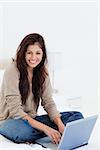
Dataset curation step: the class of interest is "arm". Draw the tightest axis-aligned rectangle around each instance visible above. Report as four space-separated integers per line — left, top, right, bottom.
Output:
41 75 65 134
3 63 27 118
23 114 61 144
53 115 65 134
41 75 60 120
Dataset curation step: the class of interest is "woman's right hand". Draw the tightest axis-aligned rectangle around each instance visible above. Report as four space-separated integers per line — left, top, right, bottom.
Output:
23 115 61 144
43 126 61 144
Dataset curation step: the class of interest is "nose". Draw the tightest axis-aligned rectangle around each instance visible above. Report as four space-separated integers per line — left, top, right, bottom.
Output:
31 53 36 59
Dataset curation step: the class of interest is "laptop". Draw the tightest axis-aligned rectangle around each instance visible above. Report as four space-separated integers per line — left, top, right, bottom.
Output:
36 115 98 150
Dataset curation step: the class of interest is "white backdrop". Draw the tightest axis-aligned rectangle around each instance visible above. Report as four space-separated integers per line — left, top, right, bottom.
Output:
0 0 99 116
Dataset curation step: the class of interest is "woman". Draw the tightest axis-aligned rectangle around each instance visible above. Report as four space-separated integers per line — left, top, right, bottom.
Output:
0 33 83 144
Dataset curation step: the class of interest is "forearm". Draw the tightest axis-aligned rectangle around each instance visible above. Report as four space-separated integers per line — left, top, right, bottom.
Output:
23 114 62 144
23 115 48 132
53 115 65 134
53 115 63 127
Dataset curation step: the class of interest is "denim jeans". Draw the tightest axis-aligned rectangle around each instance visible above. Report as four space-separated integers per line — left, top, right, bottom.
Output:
0 111 83 143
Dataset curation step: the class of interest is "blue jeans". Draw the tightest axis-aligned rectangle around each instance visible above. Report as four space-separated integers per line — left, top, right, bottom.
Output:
0 111 83 143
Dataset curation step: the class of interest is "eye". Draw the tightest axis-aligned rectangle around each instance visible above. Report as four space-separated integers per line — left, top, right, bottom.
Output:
26 51 32 54
36 52 41 54
36 50 43 55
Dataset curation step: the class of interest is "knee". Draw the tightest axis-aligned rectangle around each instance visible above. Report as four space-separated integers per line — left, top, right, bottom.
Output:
0 128 22 143
11 135 22 143
60 111 84 125
7 132 30 143
74 111 84 119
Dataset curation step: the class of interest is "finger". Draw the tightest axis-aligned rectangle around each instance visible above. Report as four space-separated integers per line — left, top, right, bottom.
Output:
52 132 61 144
52 136 58 145
50 135 56 144
57 131 62 138
50 133 57 144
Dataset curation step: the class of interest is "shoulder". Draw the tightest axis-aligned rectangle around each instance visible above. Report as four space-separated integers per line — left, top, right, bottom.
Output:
43 70 52 89
44 67 49 82
4 61 19 80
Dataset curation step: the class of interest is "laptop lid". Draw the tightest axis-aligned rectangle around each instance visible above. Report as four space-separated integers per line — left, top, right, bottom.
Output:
58 115 98 150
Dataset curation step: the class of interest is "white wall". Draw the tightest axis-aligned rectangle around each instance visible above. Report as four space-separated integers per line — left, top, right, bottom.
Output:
0 0 99 116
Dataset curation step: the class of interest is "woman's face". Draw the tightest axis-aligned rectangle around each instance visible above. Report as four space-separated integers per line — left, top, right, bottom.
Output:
25 43 43 70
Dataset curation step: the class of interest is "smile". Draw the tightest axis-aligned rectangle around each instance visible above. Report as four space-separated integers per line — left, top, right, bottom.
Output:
29 60 37 64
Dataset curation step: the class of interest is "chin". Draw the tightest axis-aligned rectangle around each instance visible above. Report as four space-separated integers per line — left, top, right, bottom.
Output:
29 64 38 69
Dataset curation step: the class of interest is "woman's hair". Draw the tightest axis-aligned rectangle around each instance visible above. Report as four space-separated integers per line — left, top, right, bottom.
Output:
16 33 48 104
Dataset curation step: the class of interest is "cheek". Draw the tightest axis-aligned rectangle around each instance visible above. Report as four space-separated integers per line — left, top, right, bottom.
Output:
25 55 28 60
38 55 43 61
25 54 31 59
25 55 30 63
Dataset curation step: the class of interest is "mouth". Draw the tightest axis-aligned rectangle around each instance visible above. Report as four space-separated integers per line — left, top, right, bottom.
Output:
29 60 37 64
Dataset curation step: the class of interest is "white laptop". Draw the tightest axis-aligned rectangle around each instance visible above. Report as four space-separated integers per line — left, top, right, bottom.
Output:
36 115 98 150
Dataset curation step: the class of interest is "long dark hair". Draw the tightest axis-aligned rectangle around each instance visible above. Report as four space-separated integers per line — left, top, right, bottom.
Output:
16 33 48 104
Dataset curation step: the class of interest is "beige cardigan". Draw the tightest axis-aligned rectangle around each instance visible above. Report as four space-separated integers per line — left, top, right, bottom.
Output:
0 62 60 121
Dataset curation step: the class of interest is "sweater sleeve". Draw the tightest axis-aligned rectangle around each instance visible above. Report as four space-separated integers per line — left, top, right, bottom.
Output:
41 75 60 121
3 63 27 119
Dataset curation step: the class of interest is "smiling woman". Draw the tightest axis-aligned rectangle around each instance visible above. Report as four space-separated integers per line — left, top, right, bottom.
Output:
0 33 83 144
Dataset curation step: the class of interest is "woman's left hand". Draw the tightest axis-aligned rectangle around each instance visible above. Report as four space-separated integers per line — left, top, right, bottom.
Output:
53 116 65 135
58 122 65 135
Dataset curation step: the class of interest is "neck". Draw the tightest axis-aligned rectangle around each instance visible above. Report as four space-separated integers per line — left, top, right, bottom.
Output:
27 68 33 83
27 67 33 74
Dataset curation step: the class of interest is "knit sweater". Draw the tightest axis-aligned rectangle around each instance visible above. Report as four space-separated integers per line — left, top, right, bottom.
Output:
0 62 60 121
